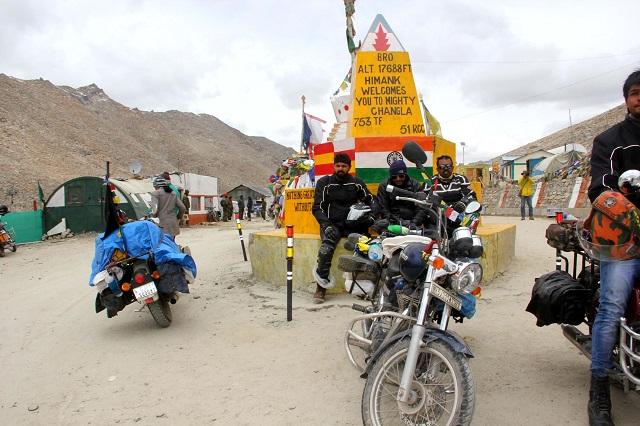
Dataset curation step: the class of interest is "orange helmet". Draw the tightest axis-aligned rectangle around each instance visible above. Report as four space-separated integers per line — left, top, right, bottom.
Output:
577 191 640 260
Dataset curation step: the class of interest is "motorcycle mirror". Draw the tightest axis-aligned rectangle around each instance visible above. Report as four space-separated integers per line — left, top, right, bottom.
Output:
465 201 482 214
618 169 640 194
402 141 427 169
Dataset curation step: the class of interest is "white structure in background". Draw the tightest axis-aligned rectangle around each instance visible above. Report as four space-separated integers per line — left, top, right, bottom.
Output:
169 173 219 224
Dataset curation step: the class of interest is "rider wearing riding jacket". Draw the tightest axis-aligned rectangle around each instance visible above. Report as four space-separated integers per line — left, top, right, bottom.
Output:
374 160 423 228
312 152 374 304
424 155 476 204
586 69 640 426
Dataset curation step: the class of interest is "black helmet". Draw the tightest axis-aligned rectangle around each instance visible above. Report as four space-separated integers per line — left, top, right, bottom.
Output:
399 243 427 282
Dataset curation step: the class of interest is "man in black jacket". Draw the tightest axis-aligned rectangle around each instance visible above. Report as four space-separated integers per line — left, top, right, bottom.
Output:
374 159 422 227
426 155 475 204
312 153 374 303
586 69 640 426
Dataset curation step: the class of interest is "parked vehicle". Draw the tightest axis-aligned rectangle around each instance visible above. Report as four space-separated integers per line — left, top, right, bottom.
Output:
527 169 640 392
341 142 482 425
0 205 17 257
89 220 196 328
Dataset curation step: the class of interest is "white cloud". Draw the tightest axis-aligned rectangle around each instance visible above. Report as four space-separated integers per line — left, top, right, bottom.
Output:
0 0 638 165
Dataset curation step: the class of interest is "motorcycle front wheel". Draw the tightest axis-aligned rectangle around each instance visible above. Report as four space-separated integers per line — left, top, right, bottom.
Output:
362 339 475 426
147 299 173 328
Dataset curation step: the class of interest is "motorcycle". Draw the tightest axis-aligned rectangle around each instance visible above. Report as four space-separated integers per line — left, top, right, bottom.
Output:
0 205 17 257
342 142 482 425
89 219 196 328
528 169 640 392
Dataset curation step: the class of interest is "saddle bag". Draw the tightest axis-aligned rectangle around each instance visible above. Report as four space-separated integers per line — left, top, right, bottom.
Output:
545 221 580 252
526 270 591 327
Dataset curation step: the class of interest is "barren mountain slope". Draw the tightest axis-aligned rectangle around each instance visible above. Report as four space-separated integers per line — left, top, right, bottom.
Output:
0 74 294 210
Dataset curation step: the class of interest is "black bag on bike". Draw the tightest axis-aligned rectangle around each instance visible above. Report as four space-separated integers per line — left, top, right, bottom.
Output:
526 270 591 327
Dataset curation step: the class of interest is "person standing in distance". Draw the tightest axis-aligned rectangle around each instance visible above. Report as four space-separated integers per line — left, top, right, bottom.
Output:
518 170 535 220
586 69 640 426
311 153 374 304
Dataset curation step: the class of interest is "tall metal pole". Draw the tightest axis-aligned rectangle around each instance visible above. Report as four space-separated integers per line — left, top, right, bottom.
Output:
460 141 466 165
299 95 306 154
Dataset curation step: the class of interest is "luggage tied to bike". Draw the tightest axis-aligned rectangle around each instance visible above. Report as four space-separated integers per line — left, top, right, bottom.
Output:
526 270 591 327
545 221 580 252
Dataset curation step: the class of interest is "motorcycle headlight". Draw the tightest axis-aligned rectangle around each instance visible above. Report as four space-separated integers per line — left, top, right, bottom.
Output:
450 262 483 293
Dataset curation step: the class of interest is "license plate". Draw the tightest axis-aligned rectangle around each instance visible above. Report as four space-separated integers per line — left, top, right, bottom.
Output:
133 282 158 302
430 282 462 311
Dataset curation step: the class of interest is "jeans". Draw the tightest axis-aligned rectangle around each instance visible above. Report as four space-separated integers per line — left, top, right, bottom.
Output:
520 196 533 218
591 258 640 377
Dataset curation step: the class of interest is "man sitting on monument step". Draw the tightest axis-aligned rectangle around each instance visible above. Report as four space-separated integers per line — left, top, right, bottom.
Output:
312 153 374 304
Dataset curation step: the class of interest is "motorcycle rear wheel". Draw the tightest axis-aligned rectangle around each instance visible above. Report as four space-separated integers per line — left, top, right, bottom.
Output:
148 299 172 328
362 339 475 426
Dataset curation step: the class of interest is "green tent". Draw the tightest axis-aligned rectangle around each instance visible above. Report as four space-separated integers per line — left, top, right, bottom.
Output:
44 176 154 234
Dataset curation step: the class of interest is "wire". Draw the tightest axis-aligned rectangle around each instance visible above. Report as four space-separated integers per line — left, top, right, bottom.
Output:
444 61 639 123
413 50 640 65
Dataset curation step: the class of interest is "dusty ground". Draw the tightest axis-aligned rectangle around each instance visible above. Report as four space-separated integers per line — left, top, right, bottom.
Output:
0 216 638 425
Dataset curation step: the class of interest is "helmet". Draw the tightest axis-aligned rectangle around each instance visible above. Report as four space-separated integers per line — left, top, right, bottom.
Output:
399 242 427 282
152 176 169 189
577 191 640 260
345 202 373 228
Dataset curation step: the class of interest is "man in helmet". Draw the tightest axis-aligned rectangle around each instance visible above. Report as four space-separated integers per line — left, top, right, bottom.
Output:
374 160 423 229
151 176 186 239
586 69 640 426
312 152 374 303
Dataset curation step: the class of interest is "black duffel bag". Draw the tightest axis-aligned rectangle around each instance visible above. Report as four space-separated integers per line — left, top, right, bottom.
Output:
526 270 591 327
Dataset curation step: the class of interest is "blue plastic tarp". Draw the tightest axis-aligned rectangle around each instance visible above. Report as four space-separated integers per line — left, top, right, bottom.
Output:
89 221 197 285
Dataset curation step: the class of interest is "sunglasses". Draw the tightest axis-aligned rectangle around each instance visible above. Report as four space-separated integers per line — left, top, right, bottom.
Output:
391 174 407 179
437 164 453 170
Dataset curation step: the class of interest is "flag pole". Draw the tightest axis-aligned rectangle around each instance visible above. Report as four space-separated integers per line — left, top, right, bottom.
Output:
300 95 306 154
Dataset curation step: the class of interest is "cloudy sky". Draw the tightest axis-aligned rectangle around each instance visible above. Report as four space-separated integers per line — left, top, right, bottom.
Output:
1 0 638 163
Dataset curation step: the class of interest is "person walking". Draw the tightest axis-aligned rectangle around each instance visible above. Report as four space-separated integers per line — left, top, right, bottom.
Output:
238 195 245 220
227 196 234 221
260 197 267 220
180 189 191 227
518 170 535 220
151 176 186 239
311 153 374 304
585 69 640 426
247 196 253 221
220 194 229 222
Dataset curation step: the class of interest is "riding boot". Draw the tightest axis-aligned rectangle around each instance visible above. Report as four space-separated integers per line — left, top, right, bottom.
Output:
588 375 614 426
313 284 326 304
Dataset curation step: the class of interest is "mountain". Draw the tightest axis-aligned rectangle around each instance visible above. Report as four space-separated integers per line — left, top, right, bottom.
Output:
0 74 295 210
490 104 627 162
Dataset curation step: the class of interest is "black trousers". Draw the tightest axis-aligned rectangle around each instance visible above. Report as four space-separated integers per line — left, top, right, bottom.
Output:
316 223 369 278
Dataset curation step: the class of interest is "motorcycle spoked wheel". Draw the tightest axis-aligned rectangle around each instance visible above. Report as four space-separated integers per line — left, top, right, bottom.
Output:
147 298 173 328
362 339 475 426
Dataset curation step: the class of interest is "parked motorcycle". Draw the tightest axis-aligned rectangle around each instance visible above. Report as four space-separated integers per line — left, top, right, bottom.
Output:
0 205 17 257
527 169 640 392
89 220 197 328
340 142 482 425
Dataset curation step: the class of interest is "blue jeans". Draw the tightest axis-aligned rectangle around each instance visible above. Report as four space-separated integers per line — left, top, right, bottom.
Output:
591 258 640 377
520 196 533 218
